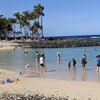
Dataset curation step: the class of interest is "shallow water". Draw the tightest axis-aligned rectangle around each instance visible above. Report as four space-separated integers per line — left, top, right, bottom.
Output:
0 46 100 82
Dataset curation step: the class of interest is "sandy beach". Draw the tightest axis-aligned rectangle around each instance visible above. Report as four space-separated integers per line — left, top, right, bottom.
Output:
0 68 100 100
0 41 18 50
0 46 15 50
1 0 100 99
0 41 100 100
0 41 16 50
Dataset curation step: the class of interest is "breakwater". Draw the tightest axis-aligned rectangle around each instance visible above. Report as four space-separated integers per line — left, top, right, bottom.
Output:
14 39 100 48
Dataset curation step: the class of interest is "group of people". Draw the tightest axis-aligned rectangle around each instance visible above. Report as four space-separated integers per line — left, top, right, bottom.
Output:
68 58 77 68
67 50 100 72
26 50 87 72
68 54 87 71
24 48 100 73
25 48 100 73
56 50 87 71
56 51 88 71
24 51 46 72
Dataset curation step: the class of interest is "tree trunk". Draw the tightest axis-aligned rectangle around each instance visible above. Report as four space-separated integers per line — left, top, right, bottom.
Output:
41 16 43 38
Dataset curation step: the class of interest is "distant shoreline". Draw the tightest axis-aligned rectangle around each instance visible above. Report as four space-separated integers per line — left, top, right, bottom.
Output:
0 38 100 49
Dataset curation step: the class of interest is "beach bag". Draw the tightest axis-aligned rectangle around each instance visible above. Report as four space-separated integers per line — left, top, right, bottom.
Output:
0 80 5 84
6 79 11 83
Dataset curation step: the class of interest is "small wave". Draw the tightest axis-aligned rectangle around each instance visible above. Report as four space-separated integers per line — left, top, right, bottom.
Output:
90 36 99 39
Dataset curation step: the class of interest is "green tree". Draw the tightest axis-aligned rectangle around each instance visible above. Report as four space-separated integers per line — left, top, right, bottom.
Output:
13 12 24 38
0 17 12 39
8 18 16 39
22 10 30 39
32 4 44 38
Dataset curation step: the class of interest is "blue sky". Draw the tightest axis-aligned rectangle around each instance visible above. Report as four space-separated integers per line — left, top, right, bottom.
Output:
0 0 100 36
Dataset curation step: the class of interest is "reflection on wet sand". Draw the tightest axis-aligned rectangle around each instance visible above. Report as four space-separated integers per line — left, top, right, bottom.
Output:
24 68 40 77
68 66 77 80
97 72 100 82
82 70 87 81
25 61 47 78
35 60 39 68
22 53 98 82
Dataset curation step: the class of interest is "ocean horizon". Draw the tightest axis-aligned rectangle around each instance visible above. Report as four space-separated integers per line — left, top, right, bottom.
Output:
44 34 100 40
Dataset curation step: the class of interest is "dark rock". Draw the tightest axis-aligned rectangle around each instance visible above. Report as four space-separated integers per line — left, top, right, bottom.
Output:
14 39 100 48
0 92 70 100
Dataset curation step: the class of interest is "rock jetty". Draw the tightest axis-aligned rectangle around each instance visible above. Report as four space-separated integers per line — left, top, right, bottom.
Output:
14 38 100 48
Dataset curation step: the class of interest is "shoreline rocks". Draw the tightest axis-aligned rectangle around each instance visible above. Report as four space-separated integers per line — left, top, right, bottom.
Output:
0 92 69 100
14 39 100 48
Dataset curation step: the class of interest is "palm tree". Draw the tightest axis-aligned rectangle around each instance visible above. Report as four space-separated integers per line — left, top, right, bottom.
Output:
30 21 41 38
22 10 30 39
13 12 24 39
13 4 44 40
29 8 38 39
39 5 44 38
33 4 44 38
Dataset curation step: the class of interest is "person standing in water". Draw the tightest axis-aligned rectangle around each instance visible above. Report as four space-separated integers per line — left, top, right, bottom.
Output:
81 55 87 71
36 51 40 62
72 58 76 67
56 52 60 63
24 48 28 53
72 58 77 70
96 55 100 72
68 60 71 69
39 54 46 72
83 48 87 59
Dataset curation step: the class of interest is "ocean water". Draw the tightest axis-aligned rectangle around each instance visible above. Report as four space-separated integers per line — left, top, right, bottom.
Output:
0 46 100 82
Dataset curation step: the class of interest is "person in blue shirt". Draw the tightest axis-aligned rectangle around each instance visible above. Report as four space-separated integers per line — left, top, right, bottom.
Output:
96 56 100 72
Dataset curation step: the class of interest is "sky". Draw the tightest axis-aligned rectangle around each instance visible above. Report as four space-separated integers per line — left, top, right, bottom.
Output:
0 0 100 36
